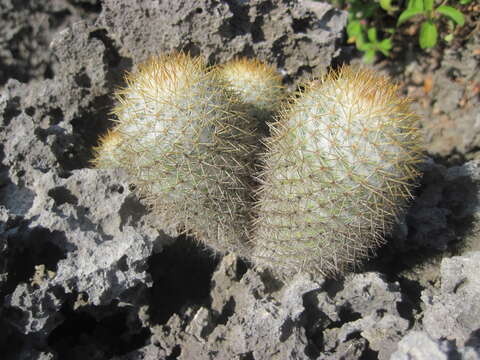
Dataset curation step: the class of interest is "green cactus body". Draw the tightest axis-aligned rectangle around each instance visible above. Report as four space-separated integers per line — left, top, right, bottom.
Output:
216 58 284 135
92 128 125 169
252 67 423 278
94 53 258 255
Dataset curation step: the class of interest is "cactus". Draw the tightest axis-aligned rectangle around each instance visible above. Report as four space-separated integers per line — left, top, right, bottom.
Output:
93 53 259 255
216 58 285 133
251 66 423 278
92 128 125 169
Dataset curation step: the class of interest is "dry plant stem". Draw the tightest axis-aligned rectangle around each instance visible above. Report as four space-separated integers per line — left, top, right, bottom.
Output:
252 66 424 279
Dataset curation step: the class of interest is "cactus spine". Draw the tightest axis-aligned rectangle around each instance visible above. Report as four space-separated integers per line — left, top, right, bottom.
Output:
94 53 260 255
216 58 285 133
92 129 124 169
252 66 423 278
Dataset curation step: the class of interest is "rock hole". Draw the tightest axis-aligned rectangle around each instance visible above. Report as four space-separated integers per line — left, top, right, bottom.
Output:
251 17 265 43
109 184 124 194
147 235 219 325
223 0 250 37
279 317 294 341
338 307 362 323
302 289 325 357
24 106 35 117
48 302 149 358
58 170 73 179
166 344 182 359
292 18 311 33
44 64 54 79
359 344 379 360
4 226 67 296
239 352 255 360
217 296 236 325
395 277 423 326
48 186 78 206
2 96 21 126
73 0 102 13
236 257 249 279
119 194 147 230
74 72 92 88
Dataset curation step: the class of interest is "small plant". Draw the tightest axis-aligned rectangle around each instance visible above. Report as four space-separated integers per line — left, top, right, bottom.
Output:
347 23 393 63
398 0 465 49
332 0 468 62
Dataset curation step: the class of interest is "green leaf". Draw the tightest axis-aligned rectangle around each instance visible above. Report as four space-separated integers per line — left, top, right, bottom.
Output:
356 36 371 52
398 8 424 25
419 20 438 48
424 0 434 11
460 0 472 5
363 49 376 63
347 20 362 38
444 33 454 42
367 28 378 43
407 0 424 11
380 0 397 12
378 38 392 56
436 5 465 26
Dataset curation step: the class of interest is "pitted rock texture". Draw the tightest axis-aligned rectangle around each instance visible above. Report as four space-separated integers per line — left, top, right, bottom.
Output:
98 0 347 83
391 331 480 360
418 31 480 157
114 258 411 360
402 159 480 253
3 168 169 336
0 0 101 87
422 252 480 347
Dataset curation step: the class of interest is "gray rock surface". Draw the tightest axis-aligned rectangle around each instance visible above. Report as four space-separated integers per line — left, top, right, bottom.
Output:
333 273 408 360
422 252 480 347
392 159 480 255
0 0 100 86
98 0 347 83
419 31 480 157
391 331 480 360
3 168 169 338
148 255 321 360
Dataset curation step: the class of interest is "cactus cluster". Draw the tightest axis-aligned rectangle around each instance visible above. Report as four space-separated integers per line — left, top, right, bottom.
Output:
94 53 423 278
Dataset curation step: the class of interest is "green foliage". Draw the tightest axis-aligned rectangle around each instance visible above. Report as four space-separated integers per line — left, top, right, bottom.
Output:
331 0 468 61
347 21 392 63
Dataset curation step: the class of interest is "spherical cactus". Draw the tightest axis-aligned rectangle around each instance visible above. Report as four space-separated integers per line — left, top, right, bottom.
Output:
216 57 284 134
94 53 259 256
92 128 125 169
252 66 423 278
